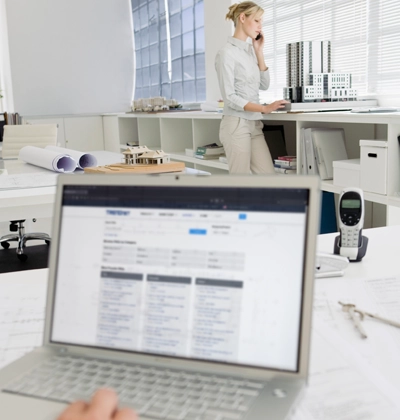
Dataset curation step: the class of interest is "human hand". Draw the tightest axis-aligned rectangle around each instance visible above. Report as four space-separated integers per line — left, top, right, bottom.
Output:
57 388 137 420
262 100 290 113
252 31 264 54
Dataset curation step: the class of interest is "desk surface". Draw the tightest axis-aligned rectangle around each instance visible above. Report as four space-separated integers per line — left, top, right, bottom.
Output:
1 227 400 419
0 153 210 222
0 159 57 222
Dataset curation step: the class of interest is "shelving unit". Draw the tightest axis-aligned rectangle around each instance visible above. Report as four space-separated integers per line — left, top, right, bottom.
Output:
104 112 226 173
103 110 400 224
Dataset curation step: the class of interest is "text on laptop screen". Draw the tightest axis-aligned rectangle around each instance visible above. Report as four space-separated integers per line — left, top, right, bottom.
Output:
51 185 309 372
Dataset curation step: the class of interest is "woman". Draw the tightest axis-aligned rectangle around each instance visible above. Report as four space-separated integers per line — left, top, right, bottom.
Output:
215 1 288 174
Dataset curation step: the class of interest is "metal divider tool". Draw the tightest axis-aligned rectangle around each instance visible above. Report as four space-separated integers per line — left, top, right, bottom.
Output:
338 301 400 339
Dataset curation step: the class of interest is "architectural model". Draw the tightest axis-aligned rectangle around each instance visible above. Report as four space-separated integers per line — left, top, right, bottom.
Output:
123 146 170 165
123 145 150 164
132 97 179 112
283 41 357 103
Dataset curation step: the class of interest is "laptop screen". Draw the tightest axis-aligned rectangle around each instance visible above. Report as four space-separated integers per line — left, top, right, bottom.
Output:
51 184 310 373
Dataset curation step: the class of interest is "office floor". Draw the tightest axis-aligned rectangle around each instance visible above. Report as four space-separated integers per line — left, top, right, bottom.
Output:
0 245 49 273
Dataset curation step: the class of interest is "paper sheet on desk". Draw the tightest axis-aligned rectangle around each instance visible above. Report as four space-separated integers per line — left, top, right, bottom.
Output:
200 101 223 112
313 274 400 393
0 277 46 369
0 172 58 189
19 146 76 173
291 318 400 420
45 145 97 169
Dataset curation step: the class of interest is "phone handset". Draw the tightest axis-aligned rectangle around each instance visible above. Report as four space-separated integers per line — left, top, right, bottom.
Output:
334 187 368 262
255 33 262 41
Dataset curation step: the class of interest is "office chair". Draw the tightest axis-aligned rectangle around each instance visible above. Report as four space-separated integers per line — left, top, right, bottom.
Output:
1 124 58 158
0 124 57 261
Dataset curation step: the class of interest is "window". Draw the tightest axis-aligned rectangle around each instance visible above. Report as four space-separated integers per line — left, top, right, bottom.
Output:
132 0 206 103
257 0 400 103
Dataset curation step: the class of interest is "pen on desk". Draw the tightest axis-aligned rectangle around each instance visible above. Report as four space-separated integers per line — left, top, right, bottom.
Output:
338 302 368 339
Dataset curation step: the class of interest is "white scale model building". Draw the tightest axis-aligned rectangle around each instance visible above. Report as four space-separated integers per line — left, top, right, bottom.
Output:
123 145 170 165
284 41 357 102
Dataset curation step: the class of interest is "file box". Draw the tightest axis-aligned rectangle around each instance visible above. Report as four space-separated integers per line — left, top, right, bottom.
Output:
333 159 360 188
360 140 388 195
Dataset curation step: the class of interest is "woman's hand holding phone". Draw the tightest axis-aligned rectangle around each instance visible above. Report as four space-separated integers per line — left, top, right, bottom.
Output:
253 31 264 54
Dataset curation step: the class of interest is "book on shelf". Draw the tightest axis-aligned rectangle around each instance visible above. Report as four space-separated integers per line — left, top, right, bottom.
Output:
277 155 297 161
196 142 224 156
274 159 297 168
194 153 224 160
2 112 22 125
274 166 297 174
218 156 228 164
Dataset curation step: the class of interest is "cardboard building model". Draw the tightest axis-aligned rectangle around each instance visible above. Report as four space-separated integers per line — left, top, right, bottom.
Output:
123 145 150 164
137 150 170 165
123 146 170 165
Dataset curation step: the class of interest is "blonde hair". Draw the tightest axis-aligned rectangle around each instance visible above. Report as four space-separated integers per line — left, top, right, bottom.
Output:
226 2 264 27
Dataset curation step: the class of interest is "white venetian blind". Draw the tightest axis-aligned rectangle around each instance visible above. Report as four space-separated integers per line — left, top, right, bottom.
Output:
257 0 400 103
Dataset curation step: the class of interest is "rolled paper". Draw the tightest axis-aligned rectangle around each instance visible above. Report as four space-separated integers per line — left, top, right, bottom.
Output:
19 146 76 173
45 145 97 169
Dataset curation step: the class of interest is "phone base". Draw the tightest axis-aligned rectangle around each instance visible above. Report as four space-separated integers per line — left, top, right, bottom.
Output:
333 235 369 262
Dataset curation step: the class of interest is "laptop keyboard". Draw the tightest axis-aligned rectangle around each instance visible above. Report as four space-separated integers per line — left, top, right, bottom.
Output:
3 355 264 420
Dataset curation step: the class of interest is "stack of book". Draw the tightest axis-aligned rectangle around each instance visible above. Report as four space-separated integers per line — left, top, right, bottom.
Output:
1 112 22 125
0 112 22 142
195 143 225 160
274 156 297 174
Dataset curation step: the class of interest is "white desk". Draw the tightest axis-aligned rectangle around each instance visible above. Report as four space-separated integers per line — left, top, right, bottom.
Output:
0 159 57 222
1 227 400 419
0 154 210 223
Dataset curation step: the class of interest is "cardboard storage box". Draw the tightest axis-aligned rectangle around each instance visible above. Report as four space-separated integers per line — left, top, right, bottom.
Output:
360 140 388 195
333 159 360 188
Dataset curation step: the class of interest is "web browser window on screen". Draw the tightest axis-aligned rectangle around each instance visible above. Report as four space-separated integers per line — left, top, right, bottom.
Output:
52 185 308 373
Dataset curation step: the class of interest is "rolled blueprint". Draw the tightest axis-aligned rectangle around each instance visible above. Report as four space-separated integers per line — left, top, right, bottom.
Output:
19 146 76 173
45 145 97 169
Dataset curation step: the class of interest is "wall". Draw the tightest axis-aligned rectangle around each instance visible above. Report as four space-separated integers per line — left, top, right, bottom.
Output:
204 0 233 102
4 0 134 116
0 0 13 112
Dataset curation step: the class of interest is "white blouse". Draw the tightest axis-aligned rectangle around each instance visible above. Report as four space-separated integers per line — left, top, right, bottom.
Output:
215 36 270 120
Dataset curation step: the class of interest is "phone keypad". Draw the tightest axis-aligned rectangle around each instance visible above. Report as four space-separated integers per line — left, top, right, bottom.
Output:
341 227 360 248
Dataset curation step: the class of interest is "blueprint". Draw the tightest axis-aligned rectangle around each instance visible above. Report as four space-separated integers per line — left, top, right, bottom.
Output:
0 273 46 369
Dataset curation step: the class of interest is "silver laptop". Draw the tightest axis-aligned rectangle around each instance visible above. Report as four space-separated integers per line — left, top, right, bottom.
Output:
0 174 320 420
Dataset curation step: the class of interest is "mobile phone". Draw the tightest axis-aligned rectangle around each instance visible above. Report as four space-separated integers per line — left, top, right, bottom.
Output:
255 33 261 41
338 187 364 258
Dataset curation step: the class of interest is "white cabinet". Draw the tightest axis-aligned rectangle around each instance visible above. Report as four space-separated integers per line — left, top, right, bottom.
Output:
23 115 104 151
103 115 139 152
64 116 104 151
104 111 400 224
104 112 228 173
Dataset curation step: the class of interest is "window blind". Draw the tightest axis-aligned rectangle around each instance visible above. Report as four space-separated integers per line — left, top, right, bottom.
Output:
257 0 400 103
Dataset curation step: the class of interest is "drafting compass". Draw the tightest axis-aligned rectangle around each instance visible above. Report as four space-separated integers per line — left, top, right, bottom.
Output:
338 301 400 339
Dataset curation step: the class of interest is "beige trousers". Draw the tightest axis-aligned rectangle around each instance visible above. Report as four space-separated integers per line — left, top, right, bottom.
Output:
219 115 274 174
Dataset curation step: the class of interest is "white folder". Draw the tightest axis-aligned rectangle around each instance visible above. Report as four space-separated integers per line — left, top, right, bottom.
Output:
299 128 308 175
303 128 319 175
311 128 348 180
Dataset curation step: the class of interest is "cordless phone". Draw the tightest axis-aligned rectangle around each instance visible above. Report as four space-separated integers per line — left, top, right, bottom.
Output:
334 187 368 262
255 33 262 41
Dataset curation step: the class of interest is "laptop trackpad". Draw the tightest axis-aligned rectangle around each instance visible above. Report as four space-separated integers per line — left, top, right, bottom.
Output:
0 392 67 420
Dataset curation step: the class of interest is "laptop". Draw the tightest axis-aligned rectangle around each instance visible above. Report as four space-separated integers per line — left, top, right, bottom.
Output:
0 173 320 420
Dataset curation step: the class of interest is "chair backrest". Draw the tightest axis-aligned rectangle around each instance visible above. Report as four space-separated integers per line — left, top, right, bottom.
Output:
1 124 58 159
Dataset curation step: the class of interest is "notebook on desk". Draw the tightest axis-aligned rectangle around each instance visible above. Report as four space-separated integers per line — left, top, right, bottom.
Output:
0 173 320 420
